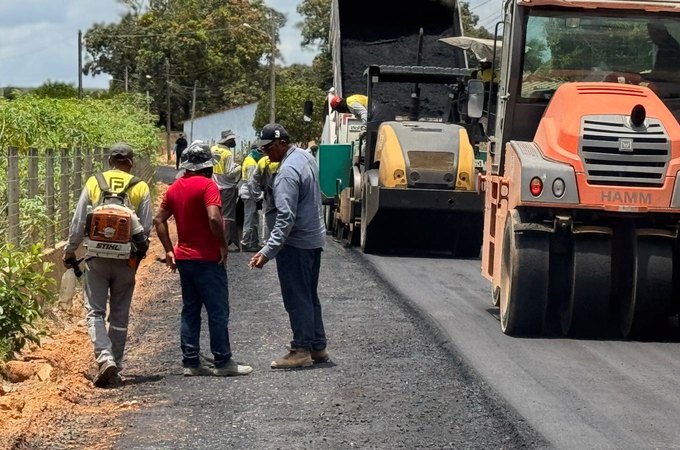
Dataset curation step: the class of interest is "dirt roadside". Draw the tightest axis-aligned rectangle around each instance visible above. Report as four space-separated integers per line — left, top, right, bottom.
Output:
0 183 172 450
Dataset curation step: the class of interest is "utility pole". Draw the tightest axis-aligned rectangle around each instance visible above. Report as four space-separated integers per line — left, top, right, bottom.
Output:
78 30 83 99
124 66 129 93
269 11 276 123
190 80 198 142
165 57 171 162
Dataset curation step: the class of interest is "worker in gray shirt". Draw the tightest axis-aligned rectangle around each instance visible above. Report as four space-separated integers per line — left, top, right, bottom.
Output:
250 123 328 369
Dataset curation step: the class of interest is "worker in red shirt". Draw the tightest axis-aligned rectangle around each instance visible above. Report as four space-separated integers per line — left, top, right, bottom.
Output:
154 141 253 377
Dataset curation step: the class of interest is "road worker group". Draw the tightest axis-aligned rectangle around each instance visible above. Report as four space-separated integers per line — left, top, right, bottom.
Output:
64 125 326 387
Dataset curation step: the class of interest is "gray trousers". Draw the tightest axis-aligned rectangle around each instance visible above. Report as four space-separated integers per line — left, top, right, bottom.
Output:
220 187 240 245
83 258 137 368
240 197 260 247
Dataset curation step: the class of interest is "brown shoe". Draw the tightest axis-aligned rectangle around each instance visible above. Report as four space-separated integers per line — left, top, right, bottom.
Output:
271 348 313 369
94 360 118 388
311 349 329 363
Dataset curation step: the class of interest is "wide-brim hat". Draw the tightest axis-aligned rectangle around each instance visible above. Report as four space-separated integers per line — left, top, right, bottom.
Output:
179 141 219 171
218 129 237 145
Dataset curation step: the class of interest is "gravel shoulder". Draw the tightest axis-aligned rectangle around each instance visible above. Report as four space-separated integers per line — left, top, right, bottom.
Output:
111 238 546 449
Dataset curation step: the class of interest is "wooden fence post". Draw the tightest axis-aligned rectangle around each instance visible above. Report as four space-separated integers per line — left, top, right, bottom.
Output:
46 149 55 248
99 147 107 170
28 148 39 199
73 147 82 202
83 147 93 180
7 147 20 247
59 148 70 241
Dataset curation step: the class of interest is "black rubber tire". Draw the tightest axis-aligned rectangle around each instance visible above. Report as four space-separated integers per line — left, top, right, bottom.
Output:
620 235 674 338
499 212 550 336
359 189 376 254
561 234 612 337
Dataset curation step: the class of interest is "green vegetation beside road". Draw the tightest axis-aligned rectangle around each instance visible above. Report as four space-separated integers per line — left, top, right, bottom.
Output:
0 94 160 360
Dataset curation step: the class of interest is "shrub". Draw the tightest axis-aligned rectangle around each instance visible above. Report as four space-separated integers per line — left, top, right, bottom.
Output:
0 243 55 360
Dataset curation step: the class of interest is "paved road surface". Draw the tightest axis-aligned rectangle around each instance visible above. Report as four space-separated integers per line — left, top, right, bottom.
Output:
366 254 680 449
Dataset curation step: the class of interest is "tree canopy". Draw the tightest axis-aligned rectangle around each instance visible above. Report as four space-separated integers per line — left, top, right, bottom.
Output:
296 0 332 90
83 0 281 129
31 81 79 99
253 82 326 145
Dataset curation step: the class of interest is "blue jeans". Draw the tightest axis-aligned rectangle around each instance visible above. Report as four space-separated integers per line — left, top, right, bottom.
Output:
176 260 231 368
275 245 327 351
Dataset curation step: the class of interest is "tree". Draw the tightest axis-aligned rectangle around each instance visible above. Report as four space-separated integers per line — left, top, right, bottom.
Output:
278 64 320 87
460 1 494 39
31 81 78 99
297 0 330 51
296 0 332 89
253 84 326 145
83 0 281 128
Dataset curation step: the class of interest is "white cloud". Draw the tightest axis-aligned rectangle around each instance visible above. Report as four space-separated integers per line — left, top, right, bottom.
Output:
0 0 315 89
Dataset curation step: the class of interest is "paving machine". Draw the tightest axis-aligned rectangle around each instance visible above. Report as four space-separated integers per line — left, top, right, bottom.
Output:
320 0 487 255
336 65 486 255
481 0 680 337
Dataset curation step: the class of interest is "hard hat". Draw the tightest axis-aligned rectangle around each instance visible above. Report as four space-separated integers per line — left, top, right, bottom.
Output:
330 95 342 110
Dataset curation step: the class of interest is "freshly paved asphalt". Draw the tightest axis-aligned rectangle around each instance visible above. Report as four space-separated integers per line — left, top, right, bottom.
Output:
366 254 680 449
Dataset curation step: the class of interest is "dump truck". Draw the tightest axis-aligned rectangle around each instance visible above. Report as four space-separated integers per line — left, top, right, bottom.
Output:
319 0 487 255
480 0 680 337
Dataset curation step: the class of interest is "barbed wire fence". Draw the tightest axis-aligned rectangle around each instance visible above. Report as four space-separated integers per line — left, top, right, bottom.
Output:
1 147 156 250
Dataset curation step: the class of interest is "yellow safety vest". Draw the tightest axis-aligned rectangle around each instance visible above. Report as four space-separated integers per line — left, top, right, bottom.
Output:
211 145 233 175
85 169 148 210
242 155 259 181
346 94 368 108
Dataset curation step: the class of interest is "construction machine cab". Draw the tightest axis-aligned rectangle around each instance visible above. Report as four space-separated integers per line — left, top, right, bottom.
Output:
361 64 484 171
488 2 680 175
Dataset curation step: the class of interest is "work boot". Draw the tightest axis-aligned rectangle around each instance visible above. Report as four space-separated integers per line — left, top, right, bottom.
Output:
94 360 118 388
271 348 313 369
212 359 253 376
311 348 330 363
183 364 213 377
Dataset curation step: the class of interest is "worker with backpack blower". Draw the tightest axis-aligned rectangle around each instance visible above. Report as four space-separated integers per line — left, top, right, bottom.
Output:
63 143 152 388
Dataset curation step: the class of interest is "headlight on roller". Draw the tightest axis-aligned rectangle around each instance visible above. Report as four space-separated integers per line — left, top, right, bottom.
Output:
393 169 405 181
552 178 565 198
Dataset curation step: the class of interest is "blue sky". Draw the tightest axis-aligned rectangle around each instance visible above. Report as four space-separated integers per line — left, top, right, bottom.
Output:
0 0 316 88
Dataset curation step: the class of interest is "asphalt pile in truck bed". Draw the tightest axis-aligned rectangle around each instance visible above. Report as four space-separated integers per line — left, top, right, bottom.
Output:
338 0 466 120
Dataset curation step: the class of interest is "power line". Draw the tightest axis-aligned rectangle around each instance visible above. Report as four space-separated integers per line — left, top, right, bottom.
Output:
471 0 498 13
478 13 503 30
